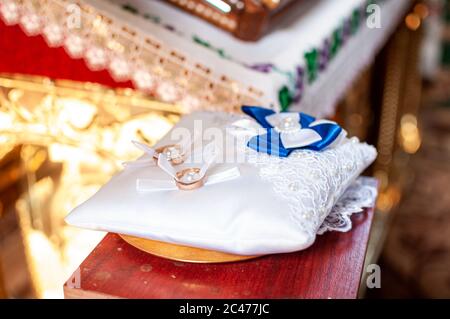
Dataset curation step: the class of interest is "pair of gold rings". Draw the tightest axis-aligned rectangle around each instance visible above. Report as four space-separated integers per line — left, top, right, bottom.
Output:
154 145 204 191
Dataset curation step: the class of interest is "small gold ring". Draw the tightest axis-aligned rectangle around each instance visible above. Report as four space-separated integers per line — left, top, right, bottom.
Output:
154 144 185 165
175 168 204 191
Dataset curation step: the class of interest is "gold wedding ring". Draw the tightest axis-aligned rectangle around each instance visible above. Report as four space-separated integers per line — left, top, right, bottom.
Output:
175 168 204 191
154 144 185 165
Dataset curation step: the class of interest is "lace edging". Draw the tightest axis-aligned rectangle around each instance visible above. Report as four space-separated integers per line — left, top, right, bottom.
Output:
317 176 378 235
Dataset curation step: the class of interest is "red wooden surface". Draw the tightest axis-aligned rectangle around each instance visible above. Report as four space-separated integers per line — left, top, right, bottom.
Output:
64 208 374 299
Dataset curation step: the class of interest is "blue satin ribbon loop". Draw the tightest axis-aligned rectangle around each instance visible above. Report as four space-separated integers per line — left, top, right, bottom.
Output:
308 122 343 151
299 113 316 128
242 106 275 129
247 129 292 158
242 106 344 158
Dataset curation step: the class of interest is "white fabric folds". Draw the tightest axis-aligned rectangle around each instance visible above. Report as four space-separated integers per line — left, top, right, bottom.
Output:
66 112 377 256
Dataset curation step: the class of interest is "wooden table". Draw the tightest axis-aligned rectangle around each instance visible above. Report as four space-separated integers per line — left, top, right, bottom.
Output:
64 207 375 299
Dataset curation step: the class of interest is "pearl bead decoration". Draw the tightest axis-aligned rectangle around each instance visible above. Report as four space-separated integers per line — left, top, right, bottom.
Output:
274 117 301 133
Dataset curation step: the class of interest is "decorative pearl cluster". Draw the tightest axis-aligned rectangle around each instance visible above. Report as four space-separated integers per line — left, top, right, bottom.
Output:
274 117 301 133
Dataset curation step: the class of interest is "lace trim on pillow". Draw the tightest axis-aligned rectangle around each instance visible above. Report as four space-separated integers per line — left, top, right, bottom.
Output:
318 176 378 235
246 138 377 238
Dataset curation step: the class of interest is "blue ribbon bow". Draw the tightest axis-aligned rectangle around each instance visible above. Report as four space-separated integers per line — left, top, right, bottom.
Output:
242 106 345 158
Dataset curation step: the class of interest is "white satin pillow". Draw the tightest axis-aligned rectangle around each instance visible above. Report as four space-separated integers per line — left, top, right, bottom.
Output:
66 111 377 255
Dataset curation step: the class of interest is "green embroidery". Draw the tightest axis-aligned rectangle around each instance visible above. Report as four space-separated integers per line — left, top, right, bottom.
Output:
351 9 361 35
143 14 160 24
122 4 138 14
304 49 318 84
217 49 226 58
118 0 372 110
193 35 211 48
193 36 231 59
331 27 343 58
279 86 293 112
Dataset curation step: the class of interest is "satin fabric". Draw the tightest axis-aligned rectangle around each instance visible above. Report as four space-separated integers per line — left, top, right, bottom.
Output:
66 111 376 256
242 106 343 157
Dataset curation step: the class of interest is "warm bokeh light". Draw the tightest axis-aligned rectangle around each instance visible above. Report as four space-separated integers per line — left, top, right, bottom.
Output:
405 13 421 31
414 3 430 19
0 75 180 298
399 114 422 154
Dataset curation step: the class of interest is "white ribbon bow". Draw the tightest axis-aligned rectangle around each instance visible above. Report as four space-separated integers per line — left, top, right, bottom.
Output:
230 113 347 149
135 142 241 192
122 140 188 168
